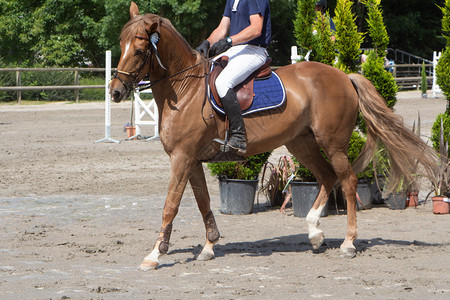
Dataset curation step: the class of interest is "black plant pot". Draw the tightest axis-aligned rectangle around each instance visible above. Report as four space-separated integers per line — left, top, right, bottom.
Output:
290 181 328 218
388 192 407 210
219 177 258 215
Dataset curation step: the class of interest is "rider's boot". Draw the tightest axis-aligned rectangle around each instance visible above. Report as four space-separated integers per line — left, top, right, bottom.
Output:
214 89 247 155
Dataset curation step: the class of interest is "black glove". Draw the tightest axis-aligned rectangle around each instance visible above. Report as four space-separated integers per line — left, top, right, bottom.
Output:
209 38 232 57
195 40 210 58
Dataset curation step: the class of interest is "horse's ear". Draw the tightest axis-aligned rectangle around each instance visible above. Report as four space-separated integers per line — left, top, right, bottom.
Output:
130 1 140 19
144 16 162 35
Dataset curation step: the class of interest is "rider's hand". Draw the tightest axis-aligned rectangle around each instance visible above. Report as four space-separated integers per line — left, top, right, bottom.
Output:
209 38 232 57
195 40 210 58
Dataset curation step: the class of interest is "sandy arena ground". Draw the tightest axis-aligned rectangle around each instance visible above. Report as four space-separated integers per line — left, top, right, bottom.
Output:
0 90 449 299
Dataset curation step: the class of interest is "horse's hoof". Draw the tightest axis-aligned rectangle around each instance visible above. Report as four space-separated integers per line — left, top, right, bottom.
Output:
139 259 159 271
310 232 324 250
196 249 215 261
340 247 356 259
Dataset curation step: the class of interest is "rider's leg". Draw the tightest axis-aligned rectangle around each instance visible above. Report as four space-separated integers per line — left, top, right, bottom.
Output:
216 89 247 153
214 45 267 153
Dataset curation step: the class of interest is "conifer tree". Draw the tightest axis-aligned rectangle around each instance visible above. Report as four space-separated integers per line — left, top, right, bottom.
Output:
436 0 450 110
361 0 397 110
293 0 335 65
421 62 428 96
314 10 336 66
293 0 317 61
362 0 389 59
334 0 364 73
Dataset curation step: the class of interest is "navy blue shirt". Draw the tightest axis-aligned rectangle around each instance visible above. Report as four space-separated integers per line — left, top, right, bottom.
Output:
223 0 271 47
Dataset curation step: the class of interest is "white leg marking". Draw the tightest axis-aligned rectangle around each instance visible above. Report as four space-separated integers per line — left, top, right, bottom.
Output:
306 205 325 249
139 247 161 271
144 248 161 264
306 206 324 238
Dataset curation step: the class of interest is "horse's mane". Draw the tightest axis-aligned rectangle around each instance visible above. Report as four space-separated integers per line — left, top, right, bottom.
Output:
120 14 193 53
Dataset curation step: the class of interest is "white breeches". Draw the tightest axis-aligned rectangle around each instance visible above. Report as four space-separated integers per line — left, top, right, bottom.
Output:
215 44 268 98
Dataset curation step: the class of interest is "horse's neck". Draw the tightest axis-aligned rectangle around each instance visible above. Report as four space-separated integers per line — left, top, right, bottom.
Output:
149 26 209 120
151 58 206 110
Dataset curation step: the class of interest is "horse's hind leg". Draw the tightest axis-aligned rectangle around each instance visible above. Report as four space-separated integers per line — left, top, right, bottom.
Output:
286 135 337 250
328 151 358 258
310 134 358 257
189 162 220 261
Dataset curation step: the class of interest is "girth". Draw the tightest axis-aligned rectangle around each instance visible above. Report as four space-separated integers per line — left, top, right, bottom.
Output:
209 56 272 111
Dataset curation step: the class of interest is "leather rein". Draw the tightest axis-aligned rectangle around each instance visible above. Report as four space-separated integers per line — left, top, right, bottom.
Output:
113 34 211 93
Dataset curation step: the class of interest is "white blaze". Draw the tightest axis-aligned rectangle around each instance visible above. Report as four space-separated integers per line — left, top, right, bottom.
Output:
122 42 131 60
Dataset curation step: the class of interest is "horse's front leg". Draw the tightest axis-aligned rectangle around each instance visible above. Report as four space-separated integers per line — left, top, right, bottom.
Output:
189 162 220 261
139 155 194 271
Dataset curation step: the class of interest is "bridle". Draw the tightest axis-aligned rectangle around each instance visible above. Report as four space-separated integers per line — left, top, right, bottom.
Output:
112 34 159 91
113 33 211 92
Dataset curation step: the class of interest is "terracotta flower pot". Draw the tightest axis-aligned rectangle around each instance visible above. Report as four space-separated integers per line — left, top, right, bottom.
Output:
432 196 450 214
406 190 419 207
125 126 136 139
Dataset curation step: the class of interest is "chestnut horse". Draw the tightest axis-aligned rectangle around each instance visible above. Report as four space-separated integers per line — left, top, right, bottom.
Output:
110 3 436 270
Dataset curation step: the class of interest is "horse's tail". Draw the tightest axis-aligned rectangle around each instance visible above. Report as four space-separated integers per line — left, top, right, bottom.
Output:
348 73 437 192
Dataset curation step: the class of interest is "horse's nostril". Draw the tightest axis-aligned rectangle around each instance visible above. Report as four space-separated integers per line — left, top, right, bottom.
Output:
113 90 121 102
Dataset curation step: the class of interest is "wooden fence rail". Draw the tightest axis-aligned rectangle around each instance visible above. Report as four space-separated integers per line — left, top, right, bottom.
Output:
0 67 116 104
0 85 104 91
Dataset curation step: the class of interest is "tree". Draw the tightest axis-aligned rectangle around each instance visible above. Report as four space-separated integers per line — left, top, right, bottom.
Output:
268 0 297 65
293 0 335 65
0 0 39 66
293 0 317 60
314 10 336 66
0 0 105 67
0 0 295 67
362 0 388 58
437 0 450 110
362 51 398 109
382 0 445 59
98 0 227 66
334 0 364 73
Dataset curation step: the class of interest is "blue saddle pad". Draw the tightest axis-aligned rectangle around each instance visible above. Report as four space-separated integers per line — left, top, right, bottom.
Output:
210 71 286 116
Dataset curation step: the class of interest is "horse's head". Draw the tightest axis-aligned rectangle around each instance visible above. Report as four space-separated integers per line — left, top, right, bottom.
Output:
110 2 164 102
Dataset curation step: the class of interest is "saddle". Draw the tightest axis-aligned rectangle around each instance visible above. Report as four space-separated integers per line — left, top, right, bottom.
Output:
210 56 272 111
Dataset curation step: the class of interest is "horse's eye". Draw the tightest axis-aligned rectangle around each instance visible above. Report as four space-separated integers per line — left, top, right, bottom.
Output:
135 49 145 56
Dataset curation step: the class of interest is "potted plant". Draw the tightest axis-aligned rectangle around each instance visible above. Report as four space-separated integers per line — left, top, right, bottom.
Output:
260 155 295 208
405 114 423 207
378 147 409 210
387 179 409 210
207 152 271 215
428 116 450 214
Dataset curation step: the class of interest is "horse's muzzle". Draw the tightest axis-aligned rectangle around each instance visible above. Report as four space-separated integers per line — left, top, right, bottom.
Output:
110 80 130 103
112 89 123 103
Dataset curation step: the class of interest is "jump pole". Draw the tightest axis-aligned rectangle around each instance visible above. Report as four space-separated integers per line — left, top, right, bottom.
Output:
95 50 120 144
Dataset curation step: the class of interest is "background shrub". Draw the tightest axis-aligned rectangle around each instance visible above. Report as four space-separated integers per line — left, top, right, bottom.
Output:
436 46 450 105
362 50 398 109
79 76 105 101
431 113 450 157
